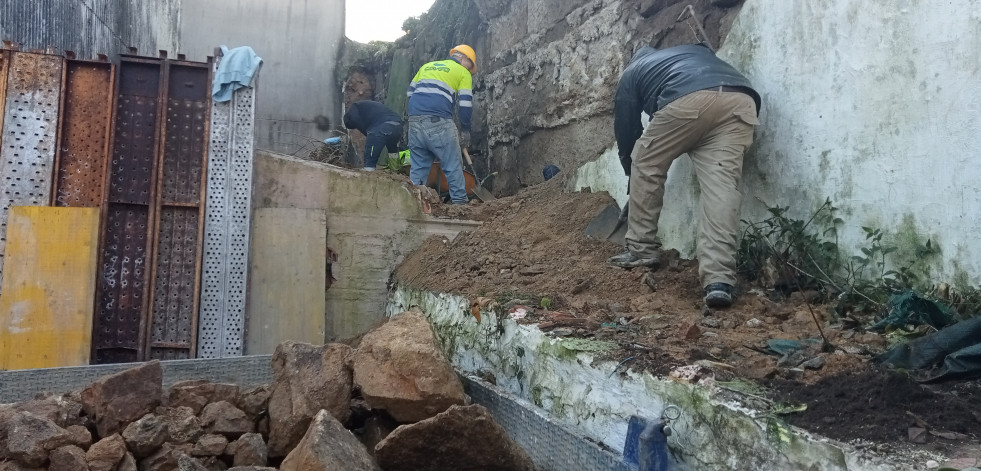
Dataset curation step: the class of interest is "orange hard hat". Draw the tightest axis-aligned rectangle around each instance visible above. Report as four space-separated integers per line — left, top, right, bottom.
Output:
449 44 477 73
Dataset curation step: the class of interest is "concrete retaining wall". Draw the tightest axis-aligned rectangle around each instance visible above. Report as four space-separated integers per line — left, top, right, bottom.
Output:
388 285 910 471
251 151 480 341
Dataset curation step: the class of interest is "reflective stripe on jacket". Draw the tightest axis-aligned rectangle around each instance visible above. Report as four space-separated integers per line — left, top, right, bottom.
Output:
406 58 473 130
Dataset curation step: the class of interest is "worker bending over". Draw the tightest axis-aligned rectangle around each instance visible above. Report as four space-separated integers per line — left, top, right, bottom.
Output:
609 43 762 308
343 100 404 171
406 44 477 205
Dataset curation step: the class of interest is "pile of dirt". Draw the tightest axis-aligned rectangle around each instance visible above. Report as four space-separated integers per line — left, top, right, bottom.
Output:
395 178 981 456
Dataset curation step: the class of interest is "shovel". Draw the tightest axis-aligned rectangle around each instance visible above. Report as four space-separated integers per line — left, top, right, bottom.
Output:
584 200 628 245
463 148 496 201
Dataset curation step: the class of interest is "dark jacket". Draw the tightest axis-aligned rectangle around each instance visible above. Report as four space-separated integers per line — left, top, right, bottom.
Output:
613 44 762 164
343 100 402 134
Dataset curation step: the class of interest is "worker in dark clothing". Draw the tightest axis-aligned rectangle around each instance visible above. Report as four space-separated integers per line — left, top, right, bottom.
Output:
608 44 762 309
342 100 404 171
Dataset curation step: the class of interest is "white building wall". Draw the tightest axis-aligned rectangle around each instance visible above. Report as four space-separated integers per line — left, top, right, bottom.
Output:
575 0 981 284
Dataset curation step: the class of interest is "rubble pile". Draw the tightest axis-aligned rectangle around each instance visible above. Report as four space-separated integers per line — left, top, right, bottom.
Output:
0 310 535 471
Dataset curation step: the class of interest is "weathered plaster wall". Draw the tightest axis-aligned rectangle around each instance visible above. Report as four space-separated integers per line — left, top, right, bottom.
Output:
388 286 907 471
179 0 345 155
573 0 981 284
0 0 180 59
251 151 480 340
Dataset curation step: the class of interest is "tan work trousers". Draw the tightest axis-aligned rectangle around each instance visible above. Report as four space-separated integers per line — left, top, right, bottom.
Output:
626 89 758 287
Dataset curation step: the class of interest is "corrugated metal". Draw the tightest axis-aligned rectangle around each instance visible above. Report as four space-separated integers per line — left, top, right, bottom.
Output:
147 60 210 361
0 51 63 288
53 59 114 207
0 0 180 60
94 57 163 364
198 53 256 358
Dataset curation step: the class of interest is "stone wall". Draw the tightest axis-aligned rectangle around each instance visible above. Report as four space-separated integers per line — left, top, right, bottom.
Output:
393 0 743 195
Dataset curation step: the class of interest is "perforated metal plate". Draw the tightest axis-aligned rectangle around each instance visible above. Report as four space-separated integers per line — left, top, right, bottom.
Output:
0 51 63 287
198 54 255 358
148 61 210 360
94 58 162 364
53 60 114 207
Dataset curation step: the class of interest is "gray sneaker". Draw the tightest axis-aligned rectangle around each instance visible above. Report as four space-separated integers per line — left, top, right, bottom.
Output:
608 251 659 269
703 282 734 308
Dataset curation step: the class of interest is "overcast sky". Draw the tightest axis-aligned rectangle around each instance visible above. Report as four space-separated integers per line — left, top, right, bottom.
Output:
346 0 437 43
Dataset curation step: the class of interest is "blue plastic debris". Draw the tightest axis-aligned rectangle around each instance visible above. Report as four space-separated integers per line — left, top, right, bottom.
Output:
623 415 671 471
323 137 342 145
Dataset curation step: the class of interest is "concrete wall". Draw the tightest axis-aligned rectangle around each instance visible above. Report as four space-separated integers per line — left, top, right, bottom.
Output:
0 0 180 59
573 0 981 285
251 151 480 340
179 0 346 155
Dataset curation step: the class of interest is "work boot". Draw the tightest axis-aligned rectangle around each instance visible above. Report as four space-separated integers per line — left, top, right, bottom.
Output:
608 251 659 269
703 282 734 308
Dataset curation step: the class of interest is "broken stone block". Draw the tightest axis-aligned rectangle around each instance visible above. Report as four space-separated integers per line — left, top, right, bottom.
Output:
267 342 353 457
801 356 826 370
65 425 92 449
5 411 74 467
375 404 535 471
237 385 271 420
169 381 241 414
80 361 163 437
48 445 88 471
199 401 253 437
122 413 169 458
279 410 379 471
85 434 127 471
228 433 267 467
177 453 210 471
191 433 228 457
352 311 466 423
118 452 137 471
679 322 701 340
164 406 205 444
10 396 85 429
140 443 194 471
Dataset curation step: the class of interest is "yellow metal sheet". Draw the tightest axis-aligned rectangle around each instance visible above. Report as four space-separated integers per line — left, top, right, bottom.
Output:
246 208 327 354
0 207 100 369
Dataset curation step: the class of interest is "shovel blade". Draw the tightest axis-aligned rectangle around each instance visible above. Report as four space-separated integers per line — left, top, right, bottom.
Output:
585 203 621 240
473 185 496 201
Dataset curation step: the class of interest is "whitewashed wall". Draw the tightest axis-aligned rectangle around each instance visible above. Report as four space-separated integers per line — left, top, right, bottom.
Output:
575 0 981 284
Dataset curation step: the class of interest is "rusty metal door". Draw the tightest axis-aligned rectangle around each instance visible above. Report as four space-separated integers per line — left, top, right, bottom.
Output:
146 59 211 360
0 51 63 288
93 56 164 364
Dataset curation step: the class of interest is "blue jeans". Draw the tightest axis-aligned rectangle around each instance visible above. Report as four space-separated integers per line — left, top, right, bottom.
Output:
364 121 402 168
408 116 467 204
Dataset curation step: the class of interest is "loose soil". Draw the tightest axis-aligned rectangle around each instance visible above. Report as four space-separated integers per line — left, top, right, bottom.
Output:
395 176 981 462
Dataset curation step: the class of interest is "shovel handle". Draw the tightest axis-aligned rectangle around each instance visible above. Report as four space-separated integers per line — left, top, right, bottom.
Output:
462 147 474 166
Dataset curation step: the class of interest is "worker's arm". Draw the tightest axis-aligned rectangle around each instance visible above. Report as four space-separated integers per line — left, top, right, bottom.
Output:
456 71 474 131
613 95 642 177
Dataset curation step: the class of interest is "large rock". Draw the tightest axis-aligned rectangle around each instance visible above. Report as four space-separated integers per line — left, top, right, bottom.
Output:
190 433 228 457
279 410 379 471
176 454 210 471
85 434 127 471
5 411 73 467
140 443 194 471
48 445 89 471
80 361 163 437
122 413 169 457
9 396 85 429
118 452 137 471
237 385 271 420
228 467 277 471
228 433 267 467
199 401 253 437
65 425 93 449
267 342 353 457
169 381 241 414
352 310 466 422
374 404 535 471
163 406 204 444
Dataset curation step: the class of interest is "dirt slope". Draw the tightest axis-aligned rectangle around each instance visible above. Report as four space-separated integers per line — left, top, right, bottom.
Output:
395 177 981 460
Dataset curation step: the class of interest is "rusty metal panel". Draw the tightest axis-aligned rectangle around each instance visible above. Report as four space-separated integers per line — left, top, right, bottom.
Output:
0 51 63 287
198 54 256 358
148 207 199 360
53 59 114 207
94 204 150 364
94 58 163 364
147 61 210 360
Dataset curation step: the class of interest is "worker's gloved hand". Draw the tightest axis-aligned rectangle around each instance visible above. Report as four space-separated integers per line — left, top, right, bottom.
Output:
460 130 471 148
619 154 632 176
